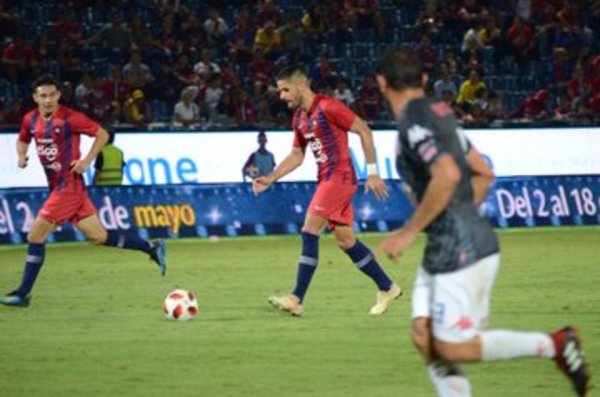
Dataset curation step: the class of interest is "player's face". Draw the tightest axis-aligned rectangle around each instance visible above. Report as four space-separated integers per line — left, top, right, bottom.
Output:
276 80 301 109
33 85 61 117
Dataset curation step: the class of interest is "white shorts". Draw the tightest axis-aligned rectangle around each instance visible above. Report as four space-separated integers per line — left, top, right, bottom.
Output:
412 253 500 343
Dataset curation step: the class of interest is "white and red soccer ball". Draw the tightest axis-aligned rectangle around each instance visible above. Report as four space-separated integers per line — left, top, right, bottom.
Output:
163 289 198 321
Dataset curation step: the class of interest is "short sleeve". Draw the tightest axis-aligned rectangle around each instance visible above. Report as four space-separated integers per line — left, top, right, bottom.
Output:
70 110 101 136
405 123 447 167
324 99 356 131
18 113 32 143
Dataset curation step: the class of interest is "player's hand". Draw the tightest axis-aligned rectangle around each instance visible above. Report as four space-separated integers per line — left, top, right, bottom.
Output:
378 227 417 263
17 155 29 168
70 159 90 174
364 175 389 200
252 176 272 196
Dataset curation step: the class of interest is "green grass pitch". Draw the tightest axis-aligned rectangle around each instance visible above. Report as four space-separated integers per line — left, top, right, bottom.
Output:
0 228 598 397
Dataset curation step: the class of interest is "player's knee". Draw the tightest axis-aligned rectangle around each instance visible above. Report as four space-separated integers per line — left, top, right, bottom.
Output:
27 232 45 244
433 340 465 363
335 235 355 250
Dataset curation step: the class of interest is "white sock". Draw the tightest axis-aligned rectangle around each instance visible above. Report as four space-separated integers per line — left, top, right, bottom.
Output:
480 330 555 361
428 361 472 397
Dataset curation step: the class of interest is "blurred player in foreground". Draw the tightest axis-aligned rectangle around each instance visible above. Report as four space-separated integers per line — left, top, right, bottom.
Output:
377 48 589 397
0 75 166 308
253 65 402 316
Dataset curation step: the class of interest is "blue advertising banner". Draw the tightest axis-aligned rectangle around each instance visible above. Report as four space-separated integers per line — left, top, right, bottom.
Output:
0 175 598 245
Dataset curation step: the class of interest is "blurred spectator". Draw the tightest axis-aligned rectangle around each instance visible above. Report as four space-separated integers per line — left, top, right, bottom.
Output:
102 65 131 107
242 131 275 181
0 3 19 43
173 86 201 127
415 35 438 71
174 53 199 87
57 39 82 84
2 36 36 83
94 130 125 186
258 0 282 28
417 0 444 40
146 63 178 104
254 21 282 61
355 74 381 122
278 16 303 63
122 50 154 90
344 0 385 40
227 7 255 64
2 98 25 125
511 89 551 120
53 9 83 46
309 54 338 91
129 15 153 53
333 80 355 106
124 89 153 129
180 12 207 59
486 90 507 121
59 81 77 108
149 14 178 61
75 73 93 104
194 48 221 80
457 69 486 105
81 75 116 127
234 89 256 126
506 16 535 69
201 75 225 121
549 46 571 90
247 48 274 86
433 62 457 100
327 1 353 43
301 3 327 41
87 11 131 52
203 7 228 46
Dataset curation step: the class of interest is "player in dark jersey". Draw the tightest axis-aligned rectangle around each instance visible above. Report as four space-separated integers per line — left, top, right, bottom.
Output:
252 65 402 316
376 49 589 396
0 75 166 308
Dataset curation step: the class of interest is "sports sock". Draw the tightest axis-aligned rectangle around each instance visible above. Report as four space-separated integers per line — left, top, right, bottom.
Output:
345 240 393 291
428 361 472 397
292 232 319 302
104 231 153 255
480 330 555 361
16 243 46 297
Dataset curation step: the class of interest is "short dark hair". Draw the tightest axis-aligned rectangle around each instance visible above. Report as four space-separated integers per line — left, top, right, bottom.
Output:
33 74 60 92
275 65 307 82
378 48 423 91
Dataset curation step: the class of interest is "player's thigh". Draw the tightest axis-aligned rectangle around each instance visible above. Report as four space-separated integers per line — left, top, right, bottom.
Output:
430 256 499 344
27 216 56 243
75 214 108 244
301 212 329 235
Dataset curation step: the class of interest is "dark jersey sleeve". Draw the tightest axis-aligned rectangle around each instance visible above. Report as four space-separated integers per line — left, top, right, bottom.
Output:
403 112 448 168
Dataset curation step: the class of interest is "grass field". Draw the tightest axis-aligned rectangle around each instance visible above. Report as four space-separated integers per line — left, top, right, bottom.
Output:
0 228 598 397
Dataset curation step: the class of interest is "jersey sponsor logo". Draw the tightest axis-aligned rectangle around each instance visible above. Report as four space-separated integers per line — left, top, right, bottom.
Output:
407 125 434 149
308 138 328 163
37 144 59 161
44 162 62 171
53 127 62 134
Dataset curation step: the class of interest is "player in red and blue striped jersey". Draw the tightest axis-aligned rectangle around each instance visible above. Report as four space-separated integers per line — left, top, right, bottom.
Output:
0 75 166 308
253 66 402 316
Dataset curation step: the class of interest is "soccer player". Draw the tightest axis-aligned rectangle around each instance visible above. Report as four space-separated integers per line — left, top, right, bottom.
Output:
0 74 167 308
252 65 402 316
376 49 589 396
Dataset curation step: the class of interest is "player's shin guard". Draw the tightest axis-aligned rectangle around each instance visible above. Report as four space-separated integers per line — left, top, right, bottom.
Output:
345 240 393 291
292 232 320 302
104 231 153 255
16 243 46 297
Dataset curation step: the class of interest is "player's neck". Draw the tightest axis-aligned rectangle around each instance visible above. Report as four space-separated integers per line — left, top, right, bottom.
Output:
390 88 425 118
300 90 316 112
40 107 58 120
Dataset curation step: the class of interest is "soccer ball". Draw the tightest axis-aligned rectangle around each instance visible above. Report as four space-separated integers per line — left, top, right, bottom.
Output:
163 289 199 321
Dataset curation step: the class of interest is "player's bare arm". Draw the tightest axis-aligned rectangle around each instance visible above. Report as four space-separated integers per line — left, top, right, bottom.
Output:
16 140 29 168
70 127 109 174
379 154 460 261
349 117 389 200
252 147 304 196
466 146 495 205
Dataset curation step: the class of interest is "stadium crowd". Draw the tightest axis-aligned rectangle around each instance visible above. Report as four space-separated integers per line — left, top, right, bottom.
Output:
0 0 599 130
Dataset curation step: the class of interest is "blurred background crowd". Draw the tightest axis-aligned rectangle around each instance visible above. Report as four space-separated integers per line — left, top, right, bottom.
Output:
0 0 598 130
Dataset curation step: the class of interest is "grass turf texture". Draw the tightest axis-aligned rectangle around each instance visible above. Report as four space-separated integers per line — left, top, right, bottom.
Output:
0 228 597 397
